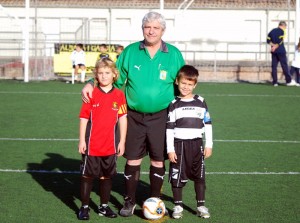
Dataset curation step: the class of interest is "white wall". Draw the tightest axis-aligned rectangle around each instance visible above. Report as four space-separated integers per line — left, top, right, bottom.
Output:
0 6 297 60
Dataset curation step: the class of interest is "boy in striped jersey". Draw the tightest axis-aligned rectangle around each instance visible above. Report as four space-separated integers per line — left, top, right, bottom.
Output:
166 65 213 219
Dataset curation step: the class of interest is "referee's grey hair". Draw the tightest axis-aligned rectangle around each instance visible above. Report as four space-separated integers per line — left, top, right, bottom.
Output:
142 11 166 30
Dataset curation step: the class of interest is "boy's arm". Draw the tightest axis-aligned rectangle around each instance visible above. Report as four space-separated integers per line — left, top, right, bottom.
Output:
204 123 213 159
166 104 177 163
78 118 88 154
203 105 213 159
167 128 177 163
117 115 127 157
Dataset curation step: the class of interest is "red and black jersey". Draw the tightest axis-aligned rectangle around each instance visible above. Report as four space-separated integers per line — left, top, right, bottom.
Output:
79 87 127 156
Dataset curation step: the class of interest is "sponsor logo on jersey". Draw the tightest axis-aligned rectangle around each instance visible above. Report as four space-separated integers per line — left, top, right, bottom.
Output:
182 107 195 110
134 65 141 70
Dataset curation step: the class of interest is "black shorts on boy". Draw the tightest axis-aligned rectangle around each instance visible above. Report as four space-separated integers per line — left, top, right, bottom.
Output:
81 155 117 178
169 138 205 187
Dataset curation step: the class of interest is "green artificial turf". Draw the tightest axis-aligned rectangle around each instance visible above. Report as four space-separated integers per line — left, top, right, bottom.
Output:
0 80 299 223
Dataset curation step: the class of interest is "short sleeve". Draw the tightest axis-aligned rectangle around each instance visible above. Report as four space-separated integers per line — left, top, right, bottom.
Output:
118 92 127 118
79 102 91 119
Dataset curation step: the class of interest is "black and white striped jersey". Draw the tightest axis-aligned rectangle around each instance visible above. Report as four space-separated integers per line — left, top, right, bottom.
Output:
166 94 213 153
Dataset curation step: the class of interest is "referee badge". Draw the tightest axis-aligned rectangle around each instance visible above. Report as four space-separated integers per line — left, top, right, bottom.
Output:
159 70 167 80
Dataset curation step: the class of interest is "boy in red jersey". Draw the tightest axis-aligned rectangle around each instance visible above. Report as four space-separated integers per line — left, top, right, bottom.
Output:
78 58 127 220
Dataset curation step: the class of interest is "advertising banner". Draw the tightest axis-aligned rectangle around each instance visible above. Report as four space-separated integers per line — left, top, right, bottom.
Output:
53 43 120 76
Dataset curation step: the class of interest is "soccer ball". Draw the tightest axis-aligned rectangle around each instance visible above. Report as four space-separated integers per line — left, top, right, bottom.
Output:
143 197 166 220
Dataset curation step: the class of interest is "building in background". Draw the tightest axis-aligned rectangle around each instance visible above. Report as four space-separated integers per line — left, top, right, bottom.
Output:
0 0 298 82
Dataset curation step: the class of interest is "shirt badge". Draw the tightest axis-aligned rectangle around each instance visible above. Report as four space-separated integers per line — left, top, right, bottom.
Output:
160 70 167 80
112 102 119 110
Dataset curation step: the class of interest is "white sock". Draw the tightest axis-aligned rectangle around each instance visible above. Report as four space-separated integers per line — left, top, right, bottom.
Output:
81 71 86 83
71 69 75 84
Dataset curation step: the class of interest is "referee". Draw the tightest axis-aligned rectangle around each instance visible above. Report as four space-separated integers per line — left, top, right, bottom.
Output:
81 11 185 217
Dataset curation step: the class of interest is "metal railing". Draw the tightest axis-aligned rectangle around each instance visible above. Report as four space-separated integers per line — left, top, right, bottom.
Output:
0 38 297 79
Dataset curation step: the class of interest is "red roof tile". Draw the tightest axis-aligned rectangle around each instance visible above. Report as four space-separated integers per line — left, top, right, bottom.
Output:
0 0 296 9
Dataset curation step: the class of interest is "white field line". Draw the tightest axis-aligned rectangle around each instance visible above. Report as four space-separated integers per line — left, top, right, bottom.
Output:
204 94 300 98
0 138 78 141
0 169 299 175
0 137 300 144
0 91 79 94
215 139 300 144
0 91 299 98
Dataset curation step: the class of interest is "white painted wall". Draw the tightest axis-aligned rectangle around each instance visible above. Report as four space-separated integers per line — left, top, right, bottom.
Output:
0 6 297 60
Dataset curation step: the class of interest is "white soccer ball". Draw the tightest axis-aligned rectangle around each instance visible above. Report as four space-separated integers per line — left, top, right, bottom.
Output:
143 197 166 220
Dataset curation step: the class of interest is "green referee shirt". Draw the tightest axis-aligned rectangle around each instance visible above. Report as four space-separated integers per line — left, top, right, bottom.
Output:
115 40 185 113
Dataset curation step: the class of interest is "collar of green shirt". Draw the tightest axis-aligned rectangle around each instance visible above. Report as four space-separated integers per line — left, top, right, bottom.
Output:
139 40 169 53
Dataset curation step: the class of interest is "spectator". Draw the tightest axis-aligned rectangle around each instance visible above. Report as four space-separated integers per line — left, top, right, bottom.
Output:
70 43 86 83
290 37 300 86
98 44 110 60
116 45 124 59
267 21 296 86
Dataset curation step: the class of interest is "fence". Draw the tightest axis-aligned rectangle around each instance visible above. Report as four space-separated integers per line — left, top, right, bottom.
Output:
0 1 298 82
0 35 296 81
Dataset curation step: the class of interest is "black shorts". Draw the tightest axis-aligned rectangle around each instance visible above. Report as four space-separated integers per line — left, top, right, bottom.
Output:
124 108 168 161
169 138 205 188
80 154 117 178
73 64 85 69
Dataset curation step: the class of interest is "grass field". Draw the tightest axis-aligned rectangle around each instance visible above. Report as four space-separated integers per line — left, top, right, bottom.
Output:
0 80 299 223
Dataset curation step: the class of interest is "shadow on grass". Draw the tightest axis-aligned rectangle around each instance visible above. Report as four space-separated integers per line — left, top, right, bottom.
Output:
27 153 195 219
27 153 82 215
27 153 195 218
27 153 124 217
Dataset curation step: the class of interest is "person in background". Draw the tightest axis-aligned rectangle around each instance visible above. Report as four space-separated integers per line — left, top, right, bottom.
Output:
116 45 124 59
70 43 86 83
81 11 185 217
267 21 296 86
77 58 127 220
98 44 110 60
290 37 300 86
166 65 213 219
